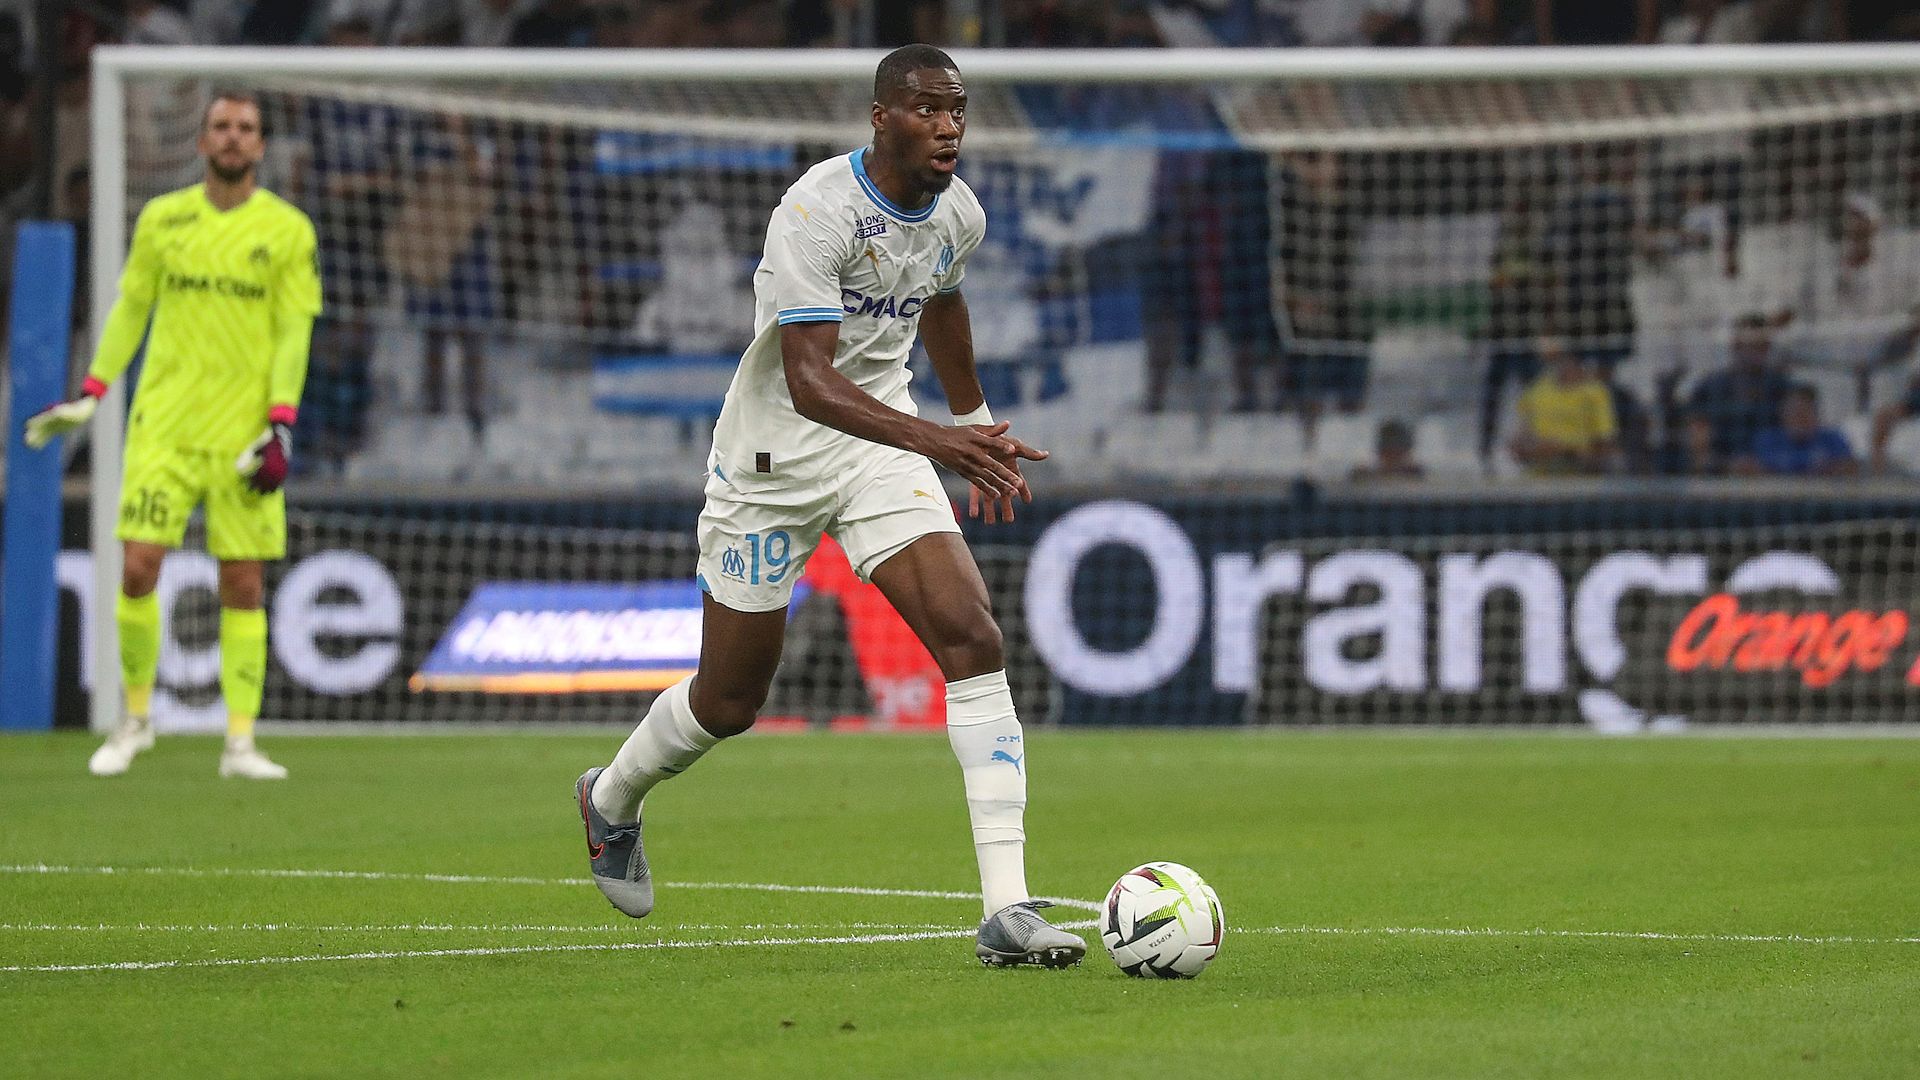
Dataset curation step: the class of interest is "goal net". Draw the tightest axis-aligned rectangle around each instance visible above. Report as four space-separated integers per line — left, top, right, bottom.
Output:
84 46 1920 730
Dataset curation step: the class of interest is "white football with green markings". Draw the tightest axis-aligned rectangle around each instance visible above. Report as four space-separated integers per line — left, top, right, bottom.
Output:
1101 861 1224 978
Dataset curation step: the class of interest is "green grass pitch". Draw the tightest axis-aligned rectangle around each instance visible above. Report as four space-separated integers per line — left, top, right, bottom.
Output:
3 730 1917 1079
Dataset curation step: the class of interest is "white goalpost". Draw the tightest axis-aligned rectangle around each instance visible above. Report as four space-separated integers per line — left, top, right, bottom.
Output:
84 43 1920 731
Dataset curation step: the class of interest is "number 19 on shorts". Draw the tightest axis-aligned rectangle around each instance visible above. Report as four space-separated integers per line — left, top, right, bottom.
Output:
724 529 793 585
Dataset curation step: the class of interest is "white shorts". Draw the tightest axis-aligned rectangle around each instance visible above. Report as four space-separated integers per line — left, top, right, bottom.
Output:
697 446 961 613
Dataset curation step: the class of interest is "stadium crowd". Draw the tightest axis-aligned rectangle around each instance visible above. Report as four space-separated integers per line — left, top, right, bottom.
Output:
4 0 1920 484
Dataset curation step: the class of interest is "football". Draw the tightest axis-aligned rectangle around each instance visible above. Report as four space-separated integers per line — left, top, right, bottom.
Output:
1101 861 1225 978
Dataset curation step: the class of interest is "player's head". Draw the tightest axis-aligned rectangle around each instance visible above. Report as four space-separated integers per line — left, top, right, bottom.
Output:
199 92 264 185
870 44 965 195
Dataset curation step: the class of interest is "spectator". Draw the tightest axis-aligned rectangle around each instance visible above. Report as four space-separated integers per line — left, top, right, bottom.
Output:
62 164 89 330
1510 334 1617 474
1831 1 1920 40
1351 418 1426 482
1640 172 1739 376
1687 312 1798 460
1543 140 1639 376
1141 86 1277 414
1787 192 1920 408
126 0 196 45
388 109 498 437
1213 149 1280 412
296 17 399 472
1479 174 1548 459
1656 0 1760 44
385 0 536 45
0 12 29 199
510 0 597 46
1243 0 1430 46
1277 149 1364 434
240 0 325 43
1656 409 1728 476
1741 383 1857 476
1536 0 1656 44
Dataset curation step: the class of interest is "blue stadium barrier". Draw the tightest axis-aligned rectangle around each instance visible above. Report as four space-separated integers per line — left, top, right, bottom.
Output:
1 221 77 731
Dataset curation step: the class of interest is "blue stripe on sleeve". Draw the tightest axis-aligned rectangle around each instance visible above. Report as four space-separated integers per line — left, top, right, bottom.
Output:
777 307 845 324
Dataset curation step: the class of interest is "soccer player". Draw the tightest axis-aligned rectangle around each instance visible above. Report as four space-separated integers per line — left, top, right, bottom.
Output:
24 92 321 779
576 45 1085 968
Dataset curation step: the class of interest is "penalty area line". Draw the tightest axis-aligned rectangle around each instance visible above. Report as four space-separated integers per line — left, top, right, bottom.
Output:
0 921 959 934
0 928 982 974
0 863 1100 914
1246 926 1920 946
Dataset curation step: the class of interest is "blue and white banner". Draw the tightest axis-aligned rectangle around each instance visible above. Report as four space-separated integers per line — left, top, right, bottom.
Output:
413 581 712 694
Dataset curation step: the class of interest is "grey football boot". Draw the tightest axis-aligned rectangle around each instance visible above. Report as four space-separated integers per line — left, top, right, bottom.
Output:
575 767 653 918
975 900 1087 968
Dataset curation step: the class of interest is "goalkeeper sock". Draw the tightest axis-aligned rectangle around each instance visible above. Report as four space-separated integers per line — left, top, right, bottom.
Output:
220 607 268 746
118 590 160 722
946 670 1030 917
593 677 719 824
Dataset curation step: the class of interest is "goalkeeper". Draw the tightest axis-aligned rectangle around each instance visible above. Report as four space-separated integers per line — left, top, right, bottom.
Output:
25 92 321 779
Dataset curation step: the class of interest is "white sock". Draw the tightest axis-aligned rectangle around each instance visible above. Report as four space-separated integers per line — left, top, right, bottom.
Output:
946 670 1030 917
592 677 719 824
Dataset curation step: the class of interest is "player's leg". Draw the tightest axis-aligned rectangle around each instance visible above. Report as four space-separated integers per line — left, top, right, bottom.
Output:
88 539 168 776
589 596 787 825
578 478 824 917
91 449 195 775
206 457 287 779
837 454 1084 967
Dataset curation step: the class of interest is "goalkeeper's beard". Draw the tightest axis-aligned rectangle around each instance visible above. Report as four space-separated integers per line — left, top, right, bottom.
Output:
207 159 255 185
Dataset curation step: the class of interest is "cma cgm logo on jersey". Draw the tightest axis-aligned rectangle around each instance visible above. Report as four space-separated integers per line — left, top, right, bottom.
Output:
839 288 928 319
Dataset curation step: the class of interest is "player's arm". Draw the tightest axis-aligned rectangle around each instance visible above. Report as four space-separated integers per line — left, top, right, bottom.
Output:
23 205 163 448
781 320 1028 500
919 288 1049 523
239 216 323 493
767 192 1030 498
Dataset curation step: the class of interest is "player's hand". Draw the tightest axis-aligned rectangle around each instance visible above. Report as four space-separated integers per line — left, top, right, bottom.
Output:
966 424 1049 524
924 420 1029 503
237 422 293 494
23 393 99 450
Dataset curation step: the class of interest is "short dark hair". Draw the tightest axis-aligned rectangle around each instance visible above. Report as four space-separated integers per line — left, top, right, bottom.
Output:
203 90 263 132
874 44 959 104
1377 418 1414 453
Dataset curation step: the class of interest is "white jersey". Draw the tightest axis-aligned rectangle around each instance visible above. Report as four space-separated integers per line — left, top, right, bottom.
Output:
711 149 986 485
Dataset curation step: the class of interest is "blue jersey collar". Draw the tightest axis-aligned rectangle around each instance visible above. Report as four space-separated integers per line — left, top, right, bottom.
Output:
849 148 938 224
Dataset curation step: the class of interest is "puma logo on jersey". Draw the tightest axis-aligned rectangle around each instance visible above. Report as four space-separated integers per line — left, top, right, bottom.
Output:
792 202 811 220
864 247 881 274
913 489 937 501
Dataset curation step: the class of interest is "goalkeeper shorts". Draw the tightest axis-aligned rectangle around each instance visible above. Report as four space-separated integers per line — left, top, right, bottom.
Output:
117 443 287 560
696 445 960 614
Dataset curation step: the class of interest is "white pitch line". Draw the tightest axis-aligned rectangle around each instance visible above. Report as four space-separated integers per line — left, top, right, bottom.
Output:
0 928 984 974
0 863 1101 914
0 921 957 934
1244 926 1920 946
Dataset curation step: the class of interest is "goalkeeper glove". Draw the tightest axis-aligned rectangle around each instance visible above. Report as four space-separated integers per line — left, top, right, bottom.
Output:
23 381 105 450
237 421 293 494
